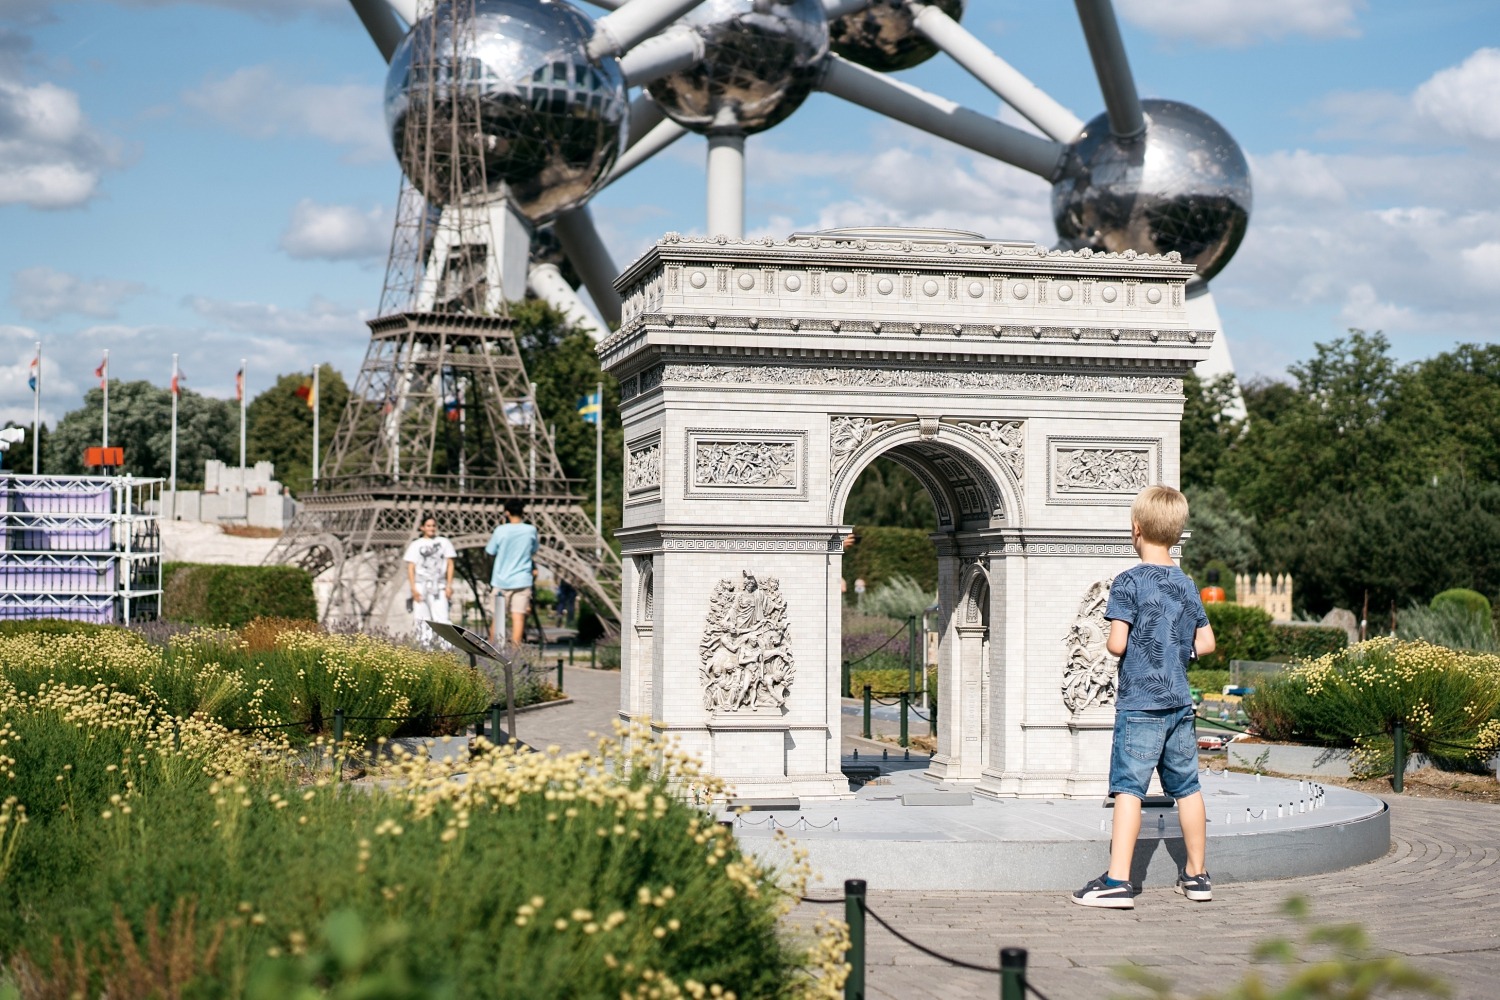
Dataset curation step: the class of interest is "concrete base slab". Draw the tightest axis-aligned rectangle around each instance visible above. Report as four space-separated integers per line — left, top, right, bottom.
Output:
734 759 1389 891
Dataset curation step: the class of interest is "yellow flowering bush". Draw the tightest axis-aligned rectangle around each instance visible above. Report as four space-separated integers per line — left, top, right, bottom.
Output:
0 671 847 1000
1245 638 1500 777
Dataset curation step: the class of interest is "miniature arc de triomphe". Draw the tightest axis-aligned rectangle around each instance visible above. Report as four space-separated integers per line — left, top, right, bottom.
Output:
599 228 1210 801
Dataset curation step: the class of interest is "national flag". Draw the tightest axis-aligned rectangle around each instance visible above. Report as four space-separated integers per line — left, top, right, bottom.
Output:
503 400 534 426
443 394 461 421
170 369 182 396
577 391 601 425
234 367 245 402
27 357 37 393
294 380 314 408
94 356 107 389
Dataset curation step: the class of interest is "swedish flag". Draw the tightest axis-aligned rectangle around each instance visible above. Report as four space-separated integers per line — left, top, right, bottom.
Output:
577 390 601 425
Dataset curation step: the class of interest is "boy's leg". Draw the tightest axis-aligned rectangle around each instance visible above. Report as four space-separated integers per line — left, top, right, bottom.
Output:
1177 791 1207 877
1108 793 1143 881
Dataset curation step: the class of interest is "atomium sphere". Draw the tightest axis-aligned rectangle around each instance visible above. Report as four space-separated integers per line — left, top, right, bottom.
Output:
647 0 829 135
384 0 628 223
1051 99 1251 284
828 0 965 73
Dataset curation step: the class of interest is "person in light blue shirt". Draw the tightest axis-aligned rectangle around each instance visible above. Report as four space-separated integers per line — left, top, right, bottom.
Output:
486 498 539 647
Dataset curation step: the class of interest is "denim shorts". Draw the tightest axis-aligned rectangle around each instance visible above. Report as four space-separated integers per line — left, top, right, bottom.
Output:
1108 705 1201 800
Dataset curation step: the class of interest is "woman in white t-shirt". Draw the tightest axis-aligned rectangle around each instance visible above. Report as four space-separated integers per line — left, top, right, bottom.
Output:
403 515 456 648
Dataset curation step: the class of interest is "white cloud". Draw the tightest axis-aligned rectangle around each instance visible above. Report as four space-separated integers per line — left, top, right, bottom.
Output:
182 66 387 161
0 75 117 208
1413 47 1500 144
279 198 392 261
1118 0 1363 47
186 294 369 339
11 266 143 320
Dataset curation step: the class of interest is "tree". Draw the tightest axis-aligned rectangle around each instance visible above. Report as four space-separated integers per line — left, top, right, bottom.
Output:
1179 371 1241 489
1181 486 1258 582
843 458 936 530
46 381 236 481
247 365 350 496
510 299 625 545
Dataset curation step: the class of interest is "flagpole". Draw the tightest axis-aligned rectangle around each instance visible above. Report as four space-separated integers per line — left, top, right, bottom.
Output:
238 358 247 480
169 354 179 494
31 341 40 474
101 349 109 453
528 381 537 496
311 364 320 488
594 380 603 559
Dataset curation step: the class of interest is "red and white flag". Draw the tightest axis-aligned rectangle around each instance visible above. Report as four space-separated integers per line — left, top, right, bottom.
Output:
234 366 244 402
94 355 107 389
170 369 182 396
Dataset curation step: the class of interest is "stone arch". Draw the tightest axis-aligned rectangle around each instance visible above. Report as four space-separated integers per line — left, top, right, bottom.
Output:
636 556 655 625
945 560 993 781
828 421 1023 529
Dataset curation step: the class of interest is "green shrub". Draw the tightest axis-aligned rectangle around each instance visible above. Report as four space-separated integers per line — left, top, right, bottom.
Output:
0 619 124 638
850 666 932 697
1187 669 1232 695
1243 638 1500 775
843 526 936 595
1197 603 1275 670
860 574 934 621
164 562 317 627
1431 587 1492 619
596 635 621 669
1269 623 1348 660
1398 601 1498 653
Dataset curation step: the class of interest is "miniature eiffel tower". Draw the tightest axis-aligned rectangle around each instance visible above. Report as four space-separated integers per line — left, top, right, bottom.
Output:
267 0 620 629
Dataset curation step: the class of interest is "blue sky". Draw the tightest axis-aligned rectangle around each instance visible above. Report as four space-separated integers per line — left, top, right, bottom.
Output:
1 0 1498 425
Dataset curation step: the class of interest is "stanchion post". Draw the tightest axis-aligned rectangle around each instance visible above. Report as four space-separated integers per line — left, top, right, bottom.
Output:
332 707 345 782
862 685 872 740
490 703 503 747
1393 720 1405 794
841 659 850 699
899 691 909 748
999 947 1027 1000
475 709 485 742
556 656 565 692
929 692 937 736
844 879 866 1000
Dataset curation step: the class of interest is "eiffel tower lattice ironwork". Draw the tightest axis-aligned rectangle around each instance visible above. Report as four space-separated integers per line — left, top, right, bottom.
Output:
266 0 621 629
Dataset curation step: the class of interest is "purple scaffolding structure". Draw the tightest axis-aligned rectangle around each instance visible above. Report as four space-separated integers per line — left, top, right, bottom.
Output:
0 475 163 624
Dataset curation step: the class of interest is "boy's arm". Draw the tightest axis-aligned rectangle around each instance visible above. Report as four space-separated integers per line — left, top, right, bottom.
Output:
1194 624 1216 657
1106 619 1130 657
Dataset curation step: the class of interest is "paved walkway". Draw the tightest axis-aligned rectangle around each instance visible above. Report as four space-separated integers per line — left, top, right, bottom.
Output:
519 668 1500 998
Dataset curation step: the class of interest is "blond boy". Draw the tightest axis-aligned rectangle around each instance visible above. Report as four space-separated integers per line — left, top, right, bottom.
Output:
1071 485 1217 909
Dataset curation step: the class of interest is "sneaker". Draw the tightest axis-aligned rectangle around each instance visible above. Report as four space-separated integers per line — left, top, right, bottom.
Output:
1175 871 1212 902
1071 874 1135 909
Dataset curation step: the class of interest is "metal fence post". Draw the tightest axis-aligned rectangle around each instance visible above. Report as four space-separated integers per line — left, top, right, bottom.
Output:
1393 720 1405 793
332 707 345 782
844 879 866 1000
490 703 503 747
899 691 909 748
929 688 937 736
999 947 1027 1000
862 685 872 740
841 659 851 699
556 656 565 692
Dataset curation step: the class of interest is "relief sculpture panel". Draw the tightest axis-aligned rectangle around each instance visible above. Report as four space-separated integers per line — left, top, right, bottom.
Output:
699 571 796 713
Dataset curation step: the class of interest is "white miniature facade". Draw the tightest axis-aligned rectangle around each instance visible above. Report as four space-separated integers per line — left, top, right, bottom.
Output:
600 229 1210 800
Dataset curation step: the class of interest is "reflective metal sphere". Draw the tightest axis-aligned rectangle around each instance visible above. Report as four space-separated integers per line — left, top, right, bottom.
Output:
1051 99 1251 284
828 0 965 73
647 0 829 135
384 0 628 223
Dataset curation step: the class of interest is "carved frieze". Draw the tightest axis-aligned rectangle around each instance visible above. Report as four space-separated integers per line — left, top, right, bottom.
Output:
1048 437 1161 505
830 417 895 476
626 441 662 496
1063 580 1117 714
700 571 796 713
686 429 806 500
662 364 1182 395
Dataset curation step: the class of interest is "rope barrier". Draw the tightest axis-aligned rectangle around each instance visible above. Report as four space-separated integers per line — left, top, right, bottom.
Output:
844 622 910 669
863 903 1005 975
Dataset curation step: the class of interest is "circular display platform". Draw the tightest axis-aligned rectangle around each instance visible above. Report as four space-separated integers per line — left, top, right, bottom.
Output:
733 760 1389 892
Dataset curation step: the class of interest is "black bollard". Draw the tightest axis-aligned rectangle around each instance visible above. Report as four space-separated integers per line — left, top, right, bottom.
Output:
844 880 866 1000
862 685 872 740
999 947 1028 1000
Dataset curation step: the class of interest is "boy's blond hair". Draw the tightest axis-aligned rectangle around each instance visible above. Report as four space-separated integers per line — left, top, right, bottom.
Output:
1130 485 1189 546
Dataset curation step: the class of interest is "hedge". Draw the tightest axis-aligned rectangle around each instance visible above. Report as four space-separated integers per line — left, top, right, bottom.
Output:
843 526 937 595
1431 588 1491 619
1196 603 1346 669
163 562 317 627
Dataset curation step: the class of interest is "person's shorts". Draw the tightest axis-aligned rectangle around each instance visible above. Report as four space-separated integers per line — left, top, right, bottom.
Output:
1108 705 1201 800
495 587 532 618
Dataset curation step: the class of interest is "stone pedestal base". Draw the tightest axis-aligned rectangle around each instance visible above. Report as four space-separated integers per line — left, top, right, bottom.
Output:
1065 709 1114 797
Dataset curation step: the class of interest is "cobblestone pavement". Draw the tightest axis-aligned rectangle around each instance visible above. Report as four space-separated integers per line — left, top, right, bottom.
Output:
790 794 1500 999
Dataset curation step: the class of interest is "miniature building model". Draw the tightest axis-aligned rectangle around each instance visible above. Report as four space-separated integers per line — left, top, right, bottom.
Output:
601 228 1211 800
1236 573 1293 621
